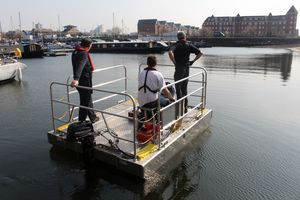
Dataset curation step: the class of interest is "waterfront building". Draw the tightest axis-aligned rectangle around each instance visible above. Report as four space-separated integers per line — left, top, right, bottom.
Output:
138 19 160 36
137 19 200 37
33 28 54 38
202 6 298 37
166 22 176 33
158 21 168 34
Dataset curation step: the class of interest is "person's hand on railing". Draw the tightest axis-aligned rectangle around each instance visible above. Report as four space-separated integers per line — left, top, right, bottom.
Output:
71 80 78 88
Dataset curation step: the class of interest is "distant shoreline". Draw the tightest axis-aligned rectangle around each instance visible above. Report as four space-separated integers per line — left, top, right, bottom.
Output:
288 47 300 52
251 44 300 53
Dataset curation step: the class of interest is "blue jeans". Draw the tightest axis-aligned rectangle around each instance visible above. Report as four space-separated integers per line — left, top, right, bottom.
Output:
160 95 171 107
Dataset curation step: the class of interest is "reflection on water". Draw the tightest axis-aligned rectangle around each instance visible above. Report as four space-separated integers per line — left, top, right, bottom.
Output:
203 50 293 81
49 127 212 200
278 54 292 81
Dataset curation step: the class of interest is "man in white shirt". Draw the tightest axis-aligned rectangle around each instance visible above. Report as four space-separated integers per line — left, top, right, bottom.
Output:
138 55 174 109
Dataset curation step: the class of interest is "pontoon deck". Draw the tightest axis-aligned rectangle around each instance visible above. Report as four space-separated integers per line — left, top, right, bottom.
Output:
48 64 212 179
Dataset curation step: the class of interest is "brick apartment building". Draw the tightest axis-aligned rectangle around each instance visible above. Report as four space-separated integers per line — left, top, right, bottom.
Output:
202 6 298 37
137 19 200 36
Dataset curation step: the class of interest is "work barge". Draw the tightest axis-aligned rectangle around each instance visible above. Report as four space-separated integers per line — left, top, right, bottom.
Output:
48 64 212 179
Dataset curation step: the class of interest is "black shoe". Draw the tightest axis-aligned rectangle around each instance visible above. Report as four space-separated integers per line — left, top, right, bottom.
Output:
91 116 99 123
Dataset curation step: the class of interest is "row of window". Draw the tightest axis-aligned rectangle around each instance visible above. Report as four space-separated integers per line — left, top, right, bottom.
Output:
209 30 294 36
205 20 296 26
207 16 289 22
207 24 294 29
209 25 294 30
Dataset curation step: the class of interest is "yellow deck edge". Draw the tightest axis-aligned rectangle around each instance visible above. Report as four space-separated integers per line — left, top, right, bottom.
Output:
56 123 69 132
137 143 158 161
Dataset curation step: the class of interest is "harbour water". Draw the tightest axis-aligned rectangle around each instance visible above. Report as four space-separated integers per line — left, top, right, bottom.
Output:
0 47 299 200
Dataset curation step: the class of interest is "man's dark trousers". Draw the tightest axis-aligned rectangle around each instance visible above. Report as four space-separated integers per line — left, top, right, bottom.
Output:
174 66 189 116
77 87 97 122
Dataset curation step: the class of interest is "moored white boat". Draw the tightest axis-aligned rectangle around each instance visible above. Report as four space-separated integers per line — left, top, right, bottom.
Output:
0 57 27 82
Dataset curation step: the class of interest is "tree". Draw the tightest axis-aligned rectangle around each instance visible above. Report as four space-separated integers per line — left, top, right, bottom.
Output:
5 31 21 40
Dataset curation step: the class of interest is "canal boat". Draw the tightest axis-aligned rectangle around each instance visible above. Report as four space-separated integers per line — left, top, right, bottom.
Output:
47 64 212 179
0 56 27 82
90 40 168 54
0 43 44 58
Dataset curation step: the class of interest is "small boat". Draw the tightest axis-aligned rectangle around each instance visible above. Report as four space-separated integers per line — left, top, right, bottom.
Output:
44 50 68 57
48 64 212 179
90 40 168 53
0 56 27 82
0 43 44 58
43 42 73 57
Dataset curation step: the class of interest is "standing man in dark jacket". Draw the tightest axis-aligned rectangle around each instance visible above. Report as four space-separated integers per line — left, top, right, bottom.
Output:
168 31 202 131
71 38 99 123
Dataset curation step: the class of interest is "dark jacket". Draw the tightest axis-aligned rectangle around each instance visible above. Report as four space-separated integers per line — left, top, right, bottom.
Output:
71 50 93 87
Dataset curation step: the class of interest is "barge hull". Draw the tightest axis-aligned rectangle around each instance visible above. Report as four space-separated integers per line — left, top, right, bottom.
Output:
47 109 212 179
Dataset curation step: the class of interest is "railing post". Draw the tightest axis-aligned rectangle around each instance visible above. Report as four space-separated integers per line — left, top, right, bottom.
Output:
133 105 137 161
50 83 56 133
157 96 161 149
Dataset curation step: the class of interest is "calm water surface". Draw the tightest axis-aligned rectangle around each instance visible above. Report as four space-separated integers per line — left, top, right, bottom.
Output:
0 47 299 200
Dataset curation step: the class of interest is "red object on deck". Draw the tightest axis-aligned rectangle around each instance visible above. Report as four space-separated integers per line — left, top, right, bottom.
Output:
137 123 159 143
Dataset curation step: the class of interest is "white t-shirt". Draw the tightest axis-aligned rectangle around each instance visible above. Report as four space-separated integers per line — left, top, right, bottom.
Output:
138 68 166 107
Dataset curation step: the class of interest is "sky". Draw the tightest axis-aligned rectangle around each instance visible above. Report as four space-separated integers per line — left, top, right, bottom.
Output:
0 0 299 33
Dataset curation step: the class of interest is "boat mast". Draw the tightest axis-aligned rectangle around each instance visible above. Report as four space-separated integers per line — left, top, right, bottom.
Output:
113 12 115 39
0 21 2 42
10 16 15 31
58 15 61 39
18 12 22 42
18 12 21 32
113 12 115 30
122 19 124 35
0 21 2 35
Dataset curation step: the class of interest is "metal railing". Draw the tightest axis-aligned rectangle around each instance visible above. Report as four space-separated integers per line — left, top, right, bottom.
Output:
63 65 128 120
50 64 128 123
50 64 141 159
50 65 140 156
50 82 138 158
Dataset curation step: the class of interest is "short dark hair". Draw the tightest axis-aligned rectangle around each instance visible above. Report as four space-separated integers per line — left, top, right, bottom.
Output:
81 37 93 47
147 55 157 67
177 31 186 40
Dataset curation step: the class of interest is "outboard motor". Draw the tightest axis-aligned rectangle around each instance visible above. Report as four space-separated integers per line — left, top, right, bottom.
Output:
67 121 96 164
